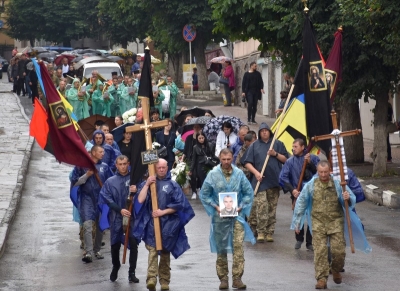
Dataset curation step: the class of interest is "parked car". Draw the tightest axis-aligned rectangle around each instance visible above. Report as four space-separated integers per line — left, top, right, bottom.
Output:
0 56 9 72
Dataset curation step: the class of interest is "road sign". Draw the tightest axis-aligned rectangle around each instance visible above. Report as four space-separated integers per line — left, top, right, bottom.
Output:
182 24 196 42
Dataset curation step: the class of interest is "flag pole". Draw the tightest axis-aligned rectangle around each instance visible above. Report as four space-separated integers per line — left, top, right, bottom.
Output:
254 84 295 194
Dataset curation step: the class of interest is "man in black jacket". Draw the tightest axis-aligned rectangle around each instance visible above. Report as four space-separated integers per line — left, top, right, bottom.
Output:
241 62 265 125
17 54 27 96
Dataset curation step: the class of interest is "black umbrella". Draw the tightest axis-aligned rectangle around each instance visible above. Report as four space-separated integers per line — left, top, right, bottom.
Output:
175 107 215 126
111 122 135 143
181 116 212 135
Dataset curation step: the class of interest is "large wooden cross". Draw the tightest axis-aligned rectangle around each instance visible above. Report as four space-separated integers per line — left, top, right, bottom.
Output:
126 97 169 250
312 110 362 253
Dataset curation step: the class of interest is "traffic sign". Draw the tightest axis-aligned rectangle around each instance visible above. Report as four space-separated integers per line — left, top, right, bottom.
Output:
182 24 196 42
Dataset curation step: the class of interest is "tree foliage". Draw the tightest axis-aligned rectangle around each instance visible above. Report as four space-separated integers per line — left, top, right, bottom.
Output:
5 0 44 45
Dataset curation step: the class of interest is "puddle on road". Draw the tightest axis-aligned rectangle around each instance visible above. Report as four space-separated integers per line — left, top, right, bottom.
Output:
371 235 400 257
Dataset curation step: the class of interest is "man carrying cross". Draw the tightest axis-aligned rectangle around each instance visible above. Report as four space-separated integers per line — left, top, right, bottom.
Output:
134 159 194 291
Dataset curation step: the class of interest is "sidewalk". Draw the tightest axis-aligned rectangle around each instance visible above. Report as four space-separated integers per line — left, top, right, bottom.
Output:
0 80 34 257
178 97 400 209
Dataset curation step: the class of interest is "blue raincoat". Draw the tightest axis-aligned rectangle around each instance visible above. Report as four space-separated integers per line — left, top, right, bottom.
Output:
91 130 121 172
99 172 135 245
347 168 365 203
200 165 256 254
70 161 113 222
291 175 371 253
279 152 320 192
133 172 195 259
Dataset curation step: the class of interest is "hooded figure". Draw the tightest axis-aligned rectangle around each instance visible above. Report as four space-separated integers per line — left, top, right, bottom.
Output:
66 78 90 120
91 130 121 172
241 122 289 243
241 122 289 191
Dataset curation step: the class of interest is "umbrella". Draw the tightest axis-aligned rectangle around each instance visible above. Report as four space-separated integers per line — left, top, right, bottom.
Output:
54 54 75 66
72 56 83 63
111 122 135 143
107 55 123 62
137 53 161 64
210 56 233 64
203 115 245 142
175 107 215 126
78 115 117 140
111 48 135 58
21 46 48 54
38 52 57 59
181 116 212 141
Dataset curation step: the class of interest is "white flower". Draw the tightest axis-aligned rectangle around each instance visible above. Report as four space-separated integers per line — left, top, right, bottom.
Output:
123 118 129 124
128 116 136 122
122 112 129 120
152 142 161 149
129 108 137 115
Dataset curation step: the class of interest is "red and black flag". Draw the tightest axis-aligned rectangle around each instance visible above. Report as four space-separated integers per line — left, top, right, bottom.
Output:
295 14 332 154
30 62 95 170
325 28 343 103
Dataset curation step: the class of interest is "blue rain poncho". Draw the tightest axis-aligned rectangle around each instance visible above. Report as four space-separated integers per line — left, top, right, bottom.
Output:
99 172 135 245
133 172 195 259
200 165 256 254
279 152 320 193
70 161 113 222
291 175 372 254
91 130 121 172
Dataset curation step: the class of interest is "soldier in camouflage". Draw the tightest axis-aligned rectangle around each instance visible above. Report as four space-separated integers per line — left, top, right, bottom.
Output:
292 161 350 289
200 149 255 290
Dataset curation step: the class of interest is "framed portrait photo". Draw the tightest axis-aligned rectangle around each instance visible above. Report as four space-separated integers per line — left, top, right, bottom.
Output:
219 192 238 217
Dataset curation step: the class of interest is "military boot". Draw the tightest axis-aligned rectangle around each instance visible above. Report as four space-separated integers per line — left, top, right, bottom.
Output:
146 278 157 291
219 280 229 290
332 271 342 284
232 278 247 289
315 279 327 289
256 234 265 243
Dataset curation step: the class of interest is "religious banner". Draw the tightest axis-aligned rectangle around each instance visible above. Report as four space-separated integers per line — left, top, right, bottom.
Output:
32 62 95 170
325 28 343 102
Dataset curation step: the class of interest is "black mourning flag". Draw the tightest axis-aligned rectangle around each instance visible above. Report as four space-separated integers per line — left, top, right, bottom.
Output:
295 14 332 154
138 48 155 109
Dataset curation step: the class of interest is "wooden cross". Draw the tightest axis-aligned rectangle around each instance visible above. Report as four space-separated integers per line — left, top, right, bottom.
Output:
312 110 362 253
126 97 169 250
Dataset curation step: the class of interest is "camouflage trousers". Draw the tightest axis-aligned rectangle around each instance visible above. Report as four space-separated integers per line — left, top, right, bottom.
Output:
313 231 346 281
145 244 171 286
216 221 245 281
248 187 280 236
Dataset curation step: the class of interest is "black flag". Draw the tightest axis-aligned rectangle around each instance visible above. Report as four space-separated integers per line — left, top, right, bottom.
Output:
138 47 155 109
296 14 332 154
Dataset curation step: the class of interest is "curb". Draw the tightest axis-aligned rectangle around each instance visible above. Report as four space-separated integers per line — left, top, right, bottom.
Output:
359 180 400 209
0 93 35 258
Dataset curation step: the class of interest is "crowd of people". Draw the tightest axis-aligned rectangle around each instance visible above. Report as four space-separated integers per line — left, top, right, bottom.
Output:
68 97 370 290
10 51 179 123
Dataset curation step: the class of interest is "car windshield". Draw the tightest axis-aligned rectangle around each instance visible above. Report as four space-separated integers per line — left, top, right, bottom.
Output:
84 66 122 80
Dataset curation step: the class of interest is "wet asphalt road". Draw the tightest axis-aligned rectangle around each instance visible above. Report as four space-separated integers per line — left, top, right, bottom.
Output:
0 94 399 290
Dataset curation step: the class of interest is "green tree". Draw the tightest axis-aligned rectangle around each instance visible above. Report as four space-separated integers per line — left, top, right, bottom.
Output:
5 0 44 46
119 0 223 90
337 0 400 175
41 0 87 46
97 0 146 48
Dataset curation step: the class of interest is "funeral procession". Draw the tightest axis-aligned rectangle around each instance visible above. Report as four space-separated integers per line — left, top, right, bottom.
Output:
0 0 399 290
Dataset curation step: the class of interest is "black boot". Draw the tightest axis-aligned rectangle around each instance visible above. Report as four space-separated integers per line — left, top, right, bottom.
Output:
128 272 139 283
110 265 120 282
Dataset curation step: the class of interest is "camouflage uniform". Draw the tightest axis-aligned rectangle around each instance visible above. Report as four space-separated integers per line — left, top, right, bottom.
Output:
145 244 171 287
248 188 280 236
215 218 245 281
235 144 250 178
312 178 346 282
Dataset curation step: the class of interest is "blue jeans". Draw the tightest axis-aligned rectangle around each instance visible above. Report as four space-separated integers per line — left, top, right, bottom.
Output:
25 76 32 98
